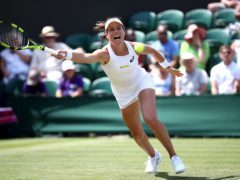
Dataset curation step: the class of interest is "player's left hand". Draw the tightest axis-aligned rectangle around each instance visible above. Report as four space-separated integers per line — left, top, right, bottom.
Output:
165 67 183 77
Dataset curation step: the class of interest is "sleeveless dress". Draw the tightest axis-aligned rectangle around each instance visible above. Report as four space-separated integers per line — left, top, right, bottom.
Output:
101 41 155 109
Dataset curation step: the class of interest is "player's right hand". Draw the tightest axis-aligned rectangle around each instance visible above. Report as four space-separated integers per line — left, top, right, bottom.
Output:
55 50 67 60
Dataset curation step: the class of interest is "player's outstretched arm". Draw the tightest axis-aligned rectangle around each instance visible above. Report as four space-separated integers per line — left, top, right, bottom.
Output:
132 42 183 77
55 49 108 64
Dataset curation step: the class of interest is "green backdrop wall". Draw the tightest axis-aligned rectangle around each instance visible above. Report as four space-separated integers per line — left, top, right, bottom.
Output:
6 95 240 137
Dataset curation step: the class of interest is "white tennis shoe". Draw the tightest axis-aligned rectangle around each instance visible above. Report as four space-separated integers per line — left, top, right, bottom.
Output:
145 150 162 174
171 155 185 174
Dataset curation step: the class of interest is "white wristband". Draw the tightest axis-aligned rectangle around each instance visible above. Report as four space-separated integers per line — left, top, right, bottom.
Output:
65 52 73 60
159 59 170 68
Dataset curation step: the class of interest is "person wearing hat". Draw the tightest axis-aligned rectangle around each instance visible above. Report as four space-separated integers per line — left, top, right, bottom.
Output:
30 26 73 83
22 68 48 96
55 60 84 98
180 24 210 70
175 52 209 96
54 17 185 174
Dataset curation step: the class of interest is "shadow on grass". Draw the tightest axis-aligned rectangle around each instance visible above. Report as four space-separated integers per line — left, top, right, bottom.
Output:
155 172 239 180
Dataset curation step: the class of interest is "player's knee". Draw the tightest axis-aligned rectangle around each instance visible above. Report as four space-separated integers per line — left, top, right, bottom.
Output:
130 128 144 140
143 115 159 128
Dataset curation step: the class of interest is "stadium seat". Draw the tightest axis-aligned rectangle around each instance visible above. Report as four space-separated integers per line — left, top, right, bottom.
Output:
157 9 184 33
173 29 187 44
184 9 212 29
82 77 91 94
205 28 230 55
92 63 107 80
74 63 94 81
65 33 92 52
134 30 146 43
89 34 102 52
206 52 221 75
44 80 58 96
213 8 237 28
4 78 25 96
129 11 157 33
90 77 112 97
145 30 173 43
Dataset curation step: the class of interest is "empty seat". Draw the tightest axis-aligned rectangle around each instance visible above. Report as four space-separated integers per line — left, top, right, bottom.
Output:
65 33 92 52
213 8 237 28
157 9 184 33
90 77 112 97
129 11 157 33
184 9 212 29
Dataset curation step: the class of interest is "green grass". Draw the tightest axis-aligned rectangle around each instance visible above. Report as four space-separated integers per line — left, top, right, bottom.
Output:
0 137 240 180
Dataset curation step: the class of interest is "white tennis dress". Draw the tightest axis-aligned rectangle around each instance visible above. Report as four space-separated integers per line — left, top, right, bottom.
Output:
102 41 155 109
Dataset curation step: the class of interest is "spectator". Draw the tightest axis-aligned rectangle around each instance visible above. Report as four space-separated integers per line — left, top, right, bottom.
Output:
125 28 136 41
150 25 179 68
208 0 240 13
30 26 73 83
150 63 175 96
0 49 32 84
180 24 210 70
176 52 209 96
210 45 240 94
22 69 48 96
231 38 240 67
56 60 84 98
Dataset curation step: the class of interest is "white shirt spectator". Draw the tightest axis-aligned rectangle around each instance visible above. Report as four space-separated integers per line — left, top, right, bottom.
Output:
30 42 71 82
176 69 209 95
0 49 32 83
210 61 240 94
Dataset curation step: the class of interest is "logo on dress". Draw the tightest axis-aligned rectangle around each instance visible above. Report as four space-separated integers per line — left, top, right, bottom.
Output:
130 56 134 63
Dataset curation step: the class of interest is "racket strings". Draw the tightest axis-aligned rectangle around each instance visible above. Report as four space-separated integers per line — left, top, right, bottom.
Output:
0 23 28 48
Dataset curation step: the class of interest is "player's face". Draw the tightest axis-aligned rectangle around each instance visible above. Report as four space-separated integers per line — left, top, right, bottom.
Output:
106 22 125 45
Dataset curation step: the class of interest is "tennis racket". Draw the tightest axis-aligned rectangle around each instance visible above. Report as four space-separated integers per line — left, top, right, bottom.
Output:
0 20 57 55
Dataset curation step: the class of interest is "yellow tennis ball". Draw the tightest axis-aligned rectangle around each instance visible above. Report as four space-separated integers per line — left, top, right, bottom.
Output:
134 43 144 53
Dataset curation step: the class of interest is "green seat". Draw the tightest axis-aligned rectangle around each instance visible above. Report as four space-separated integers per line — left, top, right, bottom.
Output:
90 77 112 97
89 34 104 52
82 77 91 94
92 63 106 80
129 11 157 33
157 9 184 33
145 30 173 43
184 9 212 29
213 8 237 28
205 28 230 55
65 33 92 52
206 53 221 75
74 64 94 81
44 80 57 97
134 30 146 43
173 29 187 44
5 78 25 95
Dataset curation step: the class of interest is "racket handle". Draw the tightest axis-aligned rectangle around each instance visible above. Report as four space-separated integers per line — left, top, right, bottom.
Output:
43 47 58 55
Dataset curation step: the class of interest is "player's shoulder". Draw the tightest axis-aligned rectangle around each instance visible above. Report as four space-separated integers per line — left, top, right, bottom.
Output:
92 47 110 64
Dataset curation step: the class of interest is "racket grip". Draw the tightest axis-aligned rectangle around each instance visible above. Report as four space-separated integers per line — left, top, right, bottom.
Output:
43 47 58 55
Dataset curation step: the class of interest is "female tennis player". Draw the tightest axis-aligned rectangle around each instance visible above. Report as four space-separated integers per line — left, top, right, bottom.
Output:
55 17 185 174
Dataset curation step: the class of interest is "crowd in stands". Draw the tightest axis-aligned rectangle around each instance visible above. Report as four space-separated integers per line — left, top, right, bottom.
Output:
1 2 240 106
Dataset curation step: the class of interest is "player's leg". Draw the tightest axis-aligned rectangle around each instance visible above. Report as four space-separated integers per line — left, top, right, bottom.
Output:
121 100 161 173
139 88 176 157
139 88 185 174
121 100 155 156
